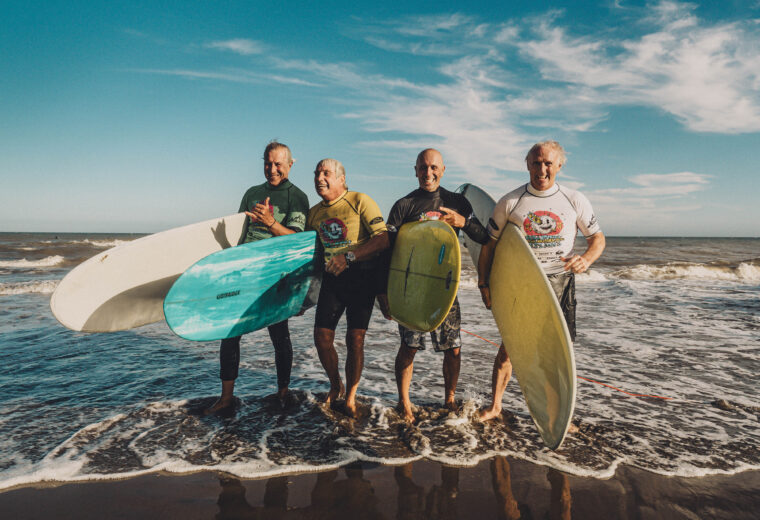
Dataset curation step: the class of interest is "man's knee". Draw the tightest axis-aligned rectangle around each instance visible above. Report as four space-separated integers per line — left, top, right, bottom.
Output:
496 345 510 365
346 329 366 350
397 344 417 362
444 347 461 360
314 327 335 350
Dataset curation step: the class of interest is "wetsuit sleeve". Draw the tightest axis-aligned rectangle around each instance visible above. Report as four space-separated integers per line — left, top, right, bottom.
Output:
454 195 489 245
358 194 387 237
284 189 309 232
487 196 510 241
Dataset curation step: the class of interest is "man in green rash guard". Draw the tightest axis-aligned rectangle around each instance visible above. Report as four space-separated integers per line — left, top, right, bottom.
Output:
205 140 310 415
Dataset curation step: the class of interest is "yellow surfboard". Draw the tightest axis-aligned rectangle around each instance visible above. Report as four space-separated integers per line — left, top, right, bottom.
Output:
490 224 576 450
387 220 460 332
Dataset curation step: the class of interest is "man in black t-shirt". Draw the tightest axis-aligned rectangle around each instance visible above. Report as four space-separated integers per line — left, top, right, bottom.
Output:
383 149 489 423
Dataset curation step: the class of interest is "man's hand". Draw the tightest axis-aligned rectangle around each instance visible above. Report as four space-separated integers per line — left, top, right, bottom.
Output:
245 196 275 227
479 285 492 309
561 254 589 274
325 253 349 276
439 206 466 228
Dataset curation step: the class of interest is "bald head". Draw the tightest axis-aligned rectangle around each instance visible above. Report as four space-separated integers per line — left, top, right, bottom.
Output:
415 149 445 192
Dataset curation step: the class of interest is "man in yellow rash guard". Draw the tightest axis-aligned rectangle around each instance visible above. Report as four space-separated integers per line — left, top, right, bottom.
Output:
306 158 390 417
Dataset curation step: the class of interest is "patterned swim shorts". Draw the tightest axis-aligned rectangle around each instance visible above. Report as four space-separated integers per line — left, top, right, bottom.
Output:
398 297 462 352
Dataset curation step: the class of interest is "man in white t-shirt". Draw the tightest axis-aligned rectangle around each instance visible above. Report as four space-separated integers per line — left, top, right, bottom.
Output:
477 140 606 421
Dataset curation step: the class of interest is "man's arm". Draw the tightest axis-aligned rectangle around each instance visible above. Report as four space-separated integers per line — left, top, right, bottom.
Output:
325 232 390 276
562 231 606 274
246 197 296 237
477 238 498 309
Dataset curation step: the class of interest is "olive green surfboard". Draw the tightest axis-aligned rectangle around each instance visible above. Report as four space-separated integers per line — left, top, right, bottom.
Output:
387 220 460 332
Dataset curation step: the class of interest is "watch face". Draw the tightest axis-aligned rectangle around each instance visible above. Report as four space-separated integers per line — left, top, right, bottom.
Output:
346 252 356 262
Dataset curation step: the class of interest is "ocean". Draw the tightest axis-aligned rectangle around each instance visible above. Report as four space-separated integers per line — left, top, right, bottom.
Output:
1 232 758 491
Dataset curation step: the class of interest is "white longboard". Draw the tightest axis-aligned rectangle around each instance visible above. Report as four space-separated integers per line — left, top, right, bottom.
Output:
51 213 247 332
458 183 576 450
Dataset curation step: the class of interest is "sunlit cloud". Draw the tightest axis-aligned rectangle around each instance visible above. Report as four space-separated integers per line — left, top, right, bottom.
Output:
130 68 322 87
206 38 264 55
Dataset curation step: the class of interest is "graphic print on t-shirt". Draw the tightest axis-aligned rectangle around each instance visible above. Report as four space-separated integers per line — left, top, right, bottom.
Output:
319 217 350 248
419 210 442 221
523 210 564 248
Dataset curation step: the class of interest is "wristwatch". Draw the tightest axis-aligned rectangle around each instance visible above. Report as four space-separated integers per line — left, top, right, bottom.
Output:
345 251 356 267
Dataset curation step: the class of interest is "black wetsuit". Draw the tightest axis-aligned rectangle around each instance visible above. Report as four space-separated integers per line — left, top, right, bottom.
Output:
386 187 489 245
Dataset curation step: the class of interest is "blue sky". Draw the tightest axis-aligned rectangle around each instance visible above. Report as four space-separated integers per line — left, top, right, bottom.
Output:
2 0 759 236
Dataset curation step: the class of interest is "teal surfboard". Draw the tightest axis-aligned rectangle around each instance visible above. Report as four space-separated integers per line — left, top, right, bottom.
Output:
164 231 321 341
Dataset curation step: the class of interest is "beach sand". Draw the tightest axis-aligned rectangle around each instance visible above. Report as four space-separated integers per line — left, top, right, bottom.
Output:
1 457 758 519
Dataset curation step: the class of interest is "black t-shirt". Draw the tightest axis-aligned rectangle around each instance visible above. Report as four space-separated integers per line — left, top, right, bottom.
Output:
386 187 489 245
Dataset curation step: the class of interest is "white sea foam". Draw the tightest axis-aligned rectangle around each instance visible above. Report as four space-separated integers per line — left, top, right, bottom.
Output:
613 262 760 282
0 280 58 295
0 256 65 269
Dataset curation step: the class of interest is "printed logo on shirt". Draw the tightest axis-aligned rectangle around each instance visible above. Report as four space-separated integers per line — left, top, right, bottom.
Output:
523 211 564 248
419 211 442 221
488 218 499 231
588 214 598 228
319 218 349 246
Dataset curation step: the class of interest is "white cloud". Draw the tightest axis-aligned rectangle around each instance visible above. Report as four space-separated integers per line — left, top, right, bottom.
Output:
131 68 322 87
206 38 264 55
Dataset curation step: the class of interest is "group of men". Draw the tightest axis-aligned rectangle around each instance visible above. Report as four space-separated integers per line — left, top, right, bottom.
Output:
205 140 606 424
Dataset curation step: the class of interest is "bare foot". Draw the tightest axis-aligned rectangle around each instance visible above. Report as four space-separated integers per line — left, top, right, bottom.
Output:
567 423 579 434
204 397 233 416
397 402 416 424
277 387 289 400
444 399 458 413
324 382 345 405
478 406 502 422
345 398 358 418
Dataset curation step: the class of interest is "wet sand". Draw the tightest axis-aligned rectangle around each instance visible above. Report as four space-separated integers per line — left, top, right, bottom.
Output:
1 457 758 519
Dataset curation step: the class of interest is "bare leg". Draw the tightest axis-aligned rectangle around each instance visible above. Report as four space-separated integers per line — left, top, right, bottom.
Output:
479 344 512 421
344 328 366 417
443 347 461 411
204 379 235 415
314 327 344 405
395 344 417 423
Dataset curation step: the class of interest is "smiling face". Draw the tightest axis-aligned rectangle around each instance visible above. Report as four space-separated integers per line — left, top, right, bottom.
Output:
527 145 562 191
264 147 292 187
415 149 445 192
314 160 346 202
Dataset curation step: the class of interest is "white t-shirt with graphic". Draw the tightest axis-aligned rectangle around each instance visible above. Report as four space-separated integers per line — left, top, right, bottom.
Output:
486 183 602 275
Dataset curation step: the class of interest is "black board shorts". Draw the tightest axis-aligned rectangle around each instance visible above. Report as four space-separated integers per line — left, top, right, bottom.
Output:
314 265 376 331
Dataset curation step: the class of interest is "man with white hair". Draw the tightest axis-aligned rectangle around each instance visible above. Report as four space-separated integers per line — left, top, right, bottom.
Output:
477 140 606 421
307 158 390 417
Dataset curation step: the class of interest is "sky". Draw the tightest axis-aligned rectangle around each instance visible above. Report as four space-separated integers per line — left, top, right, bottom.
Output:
2 0 759 236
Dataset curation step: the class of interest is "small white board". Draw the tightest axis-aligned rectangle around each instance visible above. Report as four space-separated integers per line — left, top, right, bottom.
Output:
50 213 247 332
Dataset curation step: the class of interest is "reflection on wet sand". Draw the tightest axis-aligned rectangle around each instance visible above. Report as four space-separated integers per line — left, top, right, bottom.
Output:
215 459 572 519
491 456 571 520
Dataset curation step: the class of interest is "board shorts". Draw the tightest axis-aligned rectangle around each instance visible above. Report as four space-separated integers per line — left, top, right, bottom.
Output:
314 263 377 331
547 272 576 341
398 297 462 352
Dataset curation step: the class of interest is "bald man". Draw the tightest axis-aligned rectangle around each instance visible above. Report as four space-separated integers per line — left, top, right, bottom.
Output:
383 149 489 423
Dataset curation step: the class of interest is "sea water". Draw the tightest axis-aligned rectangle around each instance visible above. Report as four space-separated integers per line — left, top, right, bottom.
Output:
0 233 758 489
